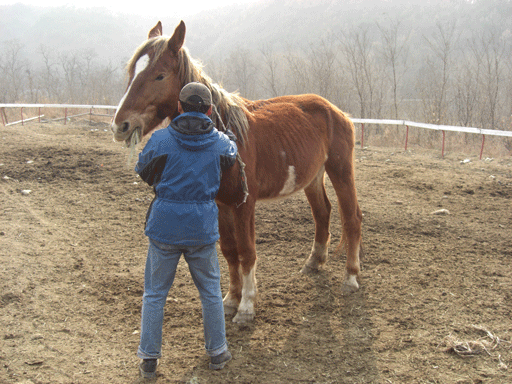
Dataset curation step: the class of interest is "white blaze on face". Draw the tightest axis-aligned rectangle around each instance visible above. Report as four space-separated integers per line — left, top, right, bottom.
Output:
279 165 296 196
114 54 150 121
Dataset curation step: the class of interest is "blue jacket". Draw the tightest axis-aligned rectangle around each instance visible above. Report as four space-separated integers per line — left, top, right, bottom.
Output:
135 112 237 246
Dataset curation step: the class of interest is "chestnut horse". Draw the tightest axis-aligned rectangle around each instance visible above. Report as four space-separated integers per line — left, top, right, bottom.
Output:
111 21 363 324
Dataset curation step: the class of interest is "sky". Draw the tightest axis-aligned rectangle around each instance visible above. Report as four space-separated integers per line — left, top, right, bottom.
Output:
0 0 259 16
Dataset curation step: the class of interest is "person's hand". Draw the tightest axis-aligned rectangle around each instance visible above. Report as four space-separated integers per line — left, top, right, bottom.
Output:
225 129 237 142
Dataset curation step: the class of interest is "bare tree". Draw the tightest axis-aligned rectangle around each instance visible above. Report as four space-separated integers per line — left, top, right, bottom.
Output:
470 29 510 130
91 61 121 104
421 21 458 124
0 40 28 102
260 43 283 98
377 18 410 120
39 44 62 101
59 52 80 103
225 46 258 99
77 49 98 102
453 52 479 128
338 26 382 119
307 36 338 101
284 49 311 95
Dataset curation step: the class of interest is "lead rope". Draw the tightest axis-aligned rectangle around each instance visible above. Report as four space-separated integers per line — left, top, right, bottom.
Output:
213 106 249 207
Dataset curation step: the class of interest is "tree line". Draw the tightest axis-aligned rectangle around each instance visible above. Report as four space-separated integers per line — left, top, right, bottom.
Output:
1 19 511 137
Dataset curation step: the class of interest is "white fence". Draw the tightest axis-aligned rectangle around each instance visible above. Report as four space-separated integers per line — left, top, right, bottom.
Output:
350 118 511 159
1 104 511 158
0 103 117 126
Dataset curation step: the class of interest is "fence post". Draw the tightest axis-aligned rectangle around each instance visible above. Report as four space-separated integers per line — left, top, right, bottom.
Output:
441 130 445 158
1 108 6 126
480 134 485 160
21 107 24 126
361 123 365 148
405 125 409 151
64 108 68 125
38 107 41 123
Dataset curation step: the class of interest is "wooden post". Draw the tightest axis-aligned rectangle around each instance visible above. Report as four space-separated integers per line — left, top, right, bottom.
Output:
39 107 42 123
441 130 446 158
21 107 24 126
361 123 365 148
0 108 6 126
480 134 485 160
64 108 68 125
405 125 409 151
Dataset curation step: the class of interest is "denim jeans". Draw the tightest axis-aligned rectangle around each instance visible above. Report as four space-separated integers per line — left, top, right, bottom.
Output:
137 238 227 359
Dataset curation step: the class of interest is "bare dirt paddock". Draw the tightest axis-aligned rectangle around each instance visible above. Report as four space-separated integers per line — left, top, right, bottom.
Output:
1 122 511 384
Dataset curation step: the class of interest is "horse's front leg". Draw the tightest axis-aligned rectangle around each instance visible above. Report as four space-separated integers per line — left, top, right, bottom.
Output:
218 204 241 316
232 199 257 324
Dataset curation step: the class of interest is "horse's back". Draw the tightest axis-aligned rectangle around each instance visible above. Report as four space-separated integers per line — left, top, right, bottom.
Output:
237 94 354 200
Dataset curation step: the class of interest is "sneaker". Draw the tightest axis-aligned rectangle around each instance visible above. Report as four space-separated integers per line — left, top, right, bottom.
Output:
209 350 232 370
139 358 157 378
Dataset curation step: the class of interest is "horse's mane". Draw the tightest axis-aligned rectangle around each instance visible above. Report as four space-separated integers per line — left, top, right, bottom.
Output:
127 36 250 146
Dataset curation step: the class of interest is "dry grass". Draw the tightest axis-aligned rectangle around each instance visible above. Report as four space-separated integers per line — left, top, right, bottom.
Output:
442 325 511 370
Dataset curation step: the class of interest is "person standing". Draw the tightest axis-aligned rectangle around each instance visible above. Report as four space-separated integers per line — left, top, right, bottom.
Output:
134 82 237 378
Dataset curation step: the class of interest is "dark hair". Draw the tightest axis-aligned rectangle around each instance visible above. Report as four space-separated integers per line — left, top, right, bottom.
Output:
181 101 210 114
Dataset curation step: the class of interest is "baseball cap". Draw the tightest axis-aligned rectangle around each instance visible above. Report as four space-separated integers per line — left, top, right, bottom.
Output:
179 82 212 107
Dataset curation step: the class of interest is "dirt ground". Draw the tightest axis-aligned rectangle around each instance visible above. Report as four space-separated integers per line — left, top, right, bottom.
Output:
1 120 511 384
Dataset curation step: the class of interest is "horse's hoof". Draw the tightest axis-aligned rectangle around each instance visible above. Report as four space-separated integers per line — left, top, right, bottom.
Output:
232 311 255 324
342 275 359 294
224 305 237 316
300 264 318 275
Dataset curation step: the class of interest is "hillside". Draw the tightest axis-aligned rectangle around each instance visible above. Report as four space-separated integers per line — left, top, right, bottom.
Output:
1 0 510 65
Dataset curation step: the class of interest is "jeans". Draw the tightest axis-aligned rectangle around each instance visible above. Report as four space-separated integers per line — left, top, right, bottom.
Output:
137 238 227 359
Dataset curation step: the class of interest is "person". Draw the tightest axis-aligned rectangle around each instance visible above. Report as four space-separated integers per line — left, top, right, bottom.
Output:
134 82 237 378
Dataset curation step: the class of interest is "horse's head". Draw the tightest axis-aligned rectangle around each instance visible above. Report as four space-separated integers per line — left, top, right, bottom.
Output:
111 21 186 144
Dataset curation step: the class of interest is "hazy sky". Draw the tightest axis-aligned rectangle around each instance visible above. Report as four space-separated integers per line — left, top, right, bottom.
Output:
0 0 259 16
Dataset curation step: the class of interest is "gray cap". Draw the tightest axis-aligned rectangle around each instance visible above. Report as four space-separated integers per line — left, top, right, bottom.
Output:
179 82 212 107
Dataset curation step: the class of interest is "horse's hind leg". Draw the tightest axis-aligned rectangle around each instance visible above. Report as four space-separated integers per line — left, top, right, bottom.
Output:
301 167 332 273
326 153 363 293
218 204 241 316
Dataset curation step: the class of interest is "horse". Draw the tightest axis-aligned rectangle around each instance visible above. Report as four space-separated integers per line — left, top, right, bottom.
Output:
111 20 364 324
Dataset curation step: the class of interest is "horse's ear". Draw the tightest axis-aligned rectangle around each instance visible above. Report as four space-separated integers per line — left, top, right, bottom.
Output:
168 20 186 54
148 21 163 39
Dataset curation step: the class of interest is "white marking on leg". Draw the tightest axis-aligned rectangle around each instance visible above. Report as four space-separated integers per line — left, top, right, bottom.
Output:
239 266 257 310
312 241 329 261
301 239 330 274
279 166 296 196
233 265 257 323
309 241 328 268
223 291 239 315
347 274 358 288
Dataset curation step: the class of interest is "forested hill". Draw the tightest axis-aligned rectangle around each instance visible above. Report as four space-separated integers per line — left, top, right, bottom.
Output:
1 0 510 65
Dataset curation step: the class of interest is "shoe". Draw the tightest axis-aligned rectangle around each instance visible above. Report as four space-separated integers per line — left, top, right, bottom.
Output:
140 358 157 378
209 350 232 370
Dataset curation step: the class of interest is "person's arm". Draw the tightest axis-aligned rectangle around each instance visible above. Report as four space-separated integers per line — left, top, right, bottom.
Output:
137 155 168 186
135 139 168 186
220 131 238 171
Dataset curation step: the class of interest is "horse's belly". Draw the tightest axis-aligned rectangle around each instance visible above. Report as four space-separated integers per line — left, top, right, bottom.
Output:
257 164 313 200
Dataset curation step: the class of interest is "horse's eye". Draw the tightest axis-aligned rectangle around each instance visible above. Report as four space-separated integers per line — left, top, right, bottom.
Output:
156 74 165 81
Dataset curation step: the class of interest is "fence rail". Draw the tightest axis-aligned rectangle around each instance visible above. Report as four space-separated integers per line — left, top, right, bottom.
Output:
351 118 511 159
0 103 117 128
1 104 511 159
